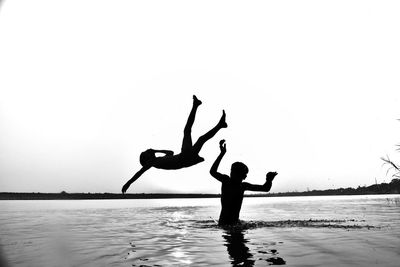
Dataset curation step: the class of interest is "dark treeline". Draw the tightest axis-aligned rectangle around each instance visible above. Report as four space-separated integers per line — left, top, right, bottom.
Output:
1 179 399 200
0 192 220 200
264 178 400 197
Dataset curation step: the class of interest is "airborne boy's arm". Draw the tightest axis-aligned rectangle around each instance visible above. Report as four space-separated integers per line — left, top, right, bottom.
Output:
122 165 151 194
152 149 174 156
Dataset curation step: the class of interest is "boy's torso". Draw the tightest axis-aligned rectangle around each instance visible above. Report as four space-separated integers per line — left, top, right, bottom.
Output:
219 181 245 224
154 152 204 170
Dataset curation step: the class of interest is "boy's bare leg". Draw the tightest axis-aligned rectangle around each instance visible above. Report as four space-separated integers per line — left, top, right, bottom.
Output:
193 110 227 153
181 95 202 152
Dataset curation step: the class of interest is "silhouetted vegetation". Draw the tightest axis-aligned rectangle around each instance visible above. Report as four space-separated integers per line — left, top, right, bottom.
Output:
381 155 400 179
381 119 400 178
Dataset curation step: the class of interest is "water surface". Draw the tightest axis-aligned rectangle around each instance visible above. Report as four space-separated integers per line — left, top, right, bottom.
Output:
0 195 399 266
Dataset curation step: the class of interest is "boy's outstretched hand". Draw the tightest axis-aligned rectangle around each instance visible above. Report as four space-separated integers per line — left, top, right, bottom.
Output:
266 172 278 183
122 182 130 194
219 139 226 154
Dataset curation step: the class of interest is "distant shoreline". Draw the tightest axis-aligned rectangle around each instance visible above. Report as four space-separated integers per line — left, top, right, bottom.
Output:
0 192 399 201
0 192 221 200
0 192 399 200
1 179 399 200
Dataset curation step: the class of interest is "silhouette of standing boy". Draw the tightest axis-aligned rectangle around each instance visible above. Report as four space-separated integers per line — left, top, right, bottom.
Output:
122 95 227 194
210 140 278 225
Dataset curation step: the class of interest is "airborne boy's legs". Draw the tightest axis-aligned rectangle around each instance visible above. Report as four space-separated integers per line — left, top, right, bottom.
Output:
193 110 227 154
181 95 202 152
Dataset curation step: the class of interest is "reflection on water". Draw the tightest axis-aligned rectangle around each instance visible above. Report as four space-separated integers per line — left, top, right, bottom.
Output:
224 224 287 266
0 195 399 267
223 228 256 266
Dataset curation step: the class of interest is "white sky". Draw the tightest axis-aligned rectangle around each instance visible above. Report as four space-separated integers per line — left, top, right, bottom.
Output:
1 0 400 194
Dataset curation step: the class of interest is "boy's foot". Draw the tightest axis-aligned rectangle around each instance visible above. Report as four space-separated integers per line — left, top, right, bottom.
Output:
193 95 202 106
218 110 228 128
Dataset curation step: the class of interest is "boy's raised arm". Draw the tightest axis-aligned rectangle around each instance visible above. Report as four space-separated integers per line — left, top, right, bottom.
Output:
243 172 278 192
210 140 229 183
122 165 151 194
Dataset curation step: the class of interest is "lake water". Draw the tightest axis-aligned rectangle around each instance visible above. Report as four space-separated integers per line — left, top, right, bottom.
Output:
0 195 399 267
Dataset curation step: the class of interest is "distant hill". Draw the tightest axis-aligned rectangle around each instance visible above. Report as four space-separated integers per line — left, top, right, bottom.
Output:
1 179 399 200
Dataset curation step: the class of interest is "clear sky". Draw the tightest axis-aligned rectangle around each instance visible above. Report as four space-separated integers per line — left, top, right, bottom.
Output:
1 0 399 194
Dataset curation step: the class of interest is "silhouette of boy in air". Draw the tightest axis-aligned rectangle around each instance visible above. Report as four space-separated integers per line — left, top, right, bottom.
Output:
122 95 227 194
210 140 278 225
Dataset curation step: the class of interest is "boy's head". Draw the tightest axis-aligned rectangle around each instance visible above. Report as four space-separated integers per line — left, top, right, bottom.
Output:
230 162 249 181
140 149 156 166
